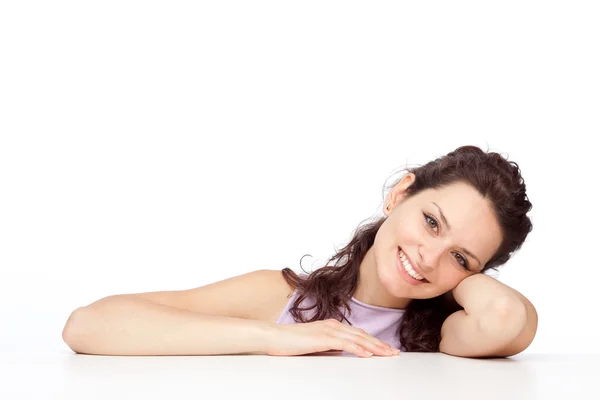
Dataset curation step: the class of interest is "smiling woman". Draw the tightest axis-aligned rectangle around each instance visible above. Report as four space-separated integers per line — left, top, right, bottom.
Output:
64 144 536 358
280 145 534 354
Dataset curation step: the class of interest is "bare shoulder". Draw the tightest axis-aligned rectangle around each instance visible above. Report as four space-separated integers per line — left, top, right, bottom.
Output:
259 269 298 322
266 268 297 297
102 269 297 324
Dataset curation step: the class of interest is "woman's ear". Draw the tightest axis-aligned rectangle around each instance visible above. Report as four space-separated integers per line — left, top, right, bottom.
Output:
402 172 416 188
386 173 416 209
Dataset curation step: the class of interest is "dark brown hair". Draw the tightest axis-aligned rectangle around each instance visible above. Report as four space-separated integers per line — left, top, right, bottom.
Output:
281 145 533 352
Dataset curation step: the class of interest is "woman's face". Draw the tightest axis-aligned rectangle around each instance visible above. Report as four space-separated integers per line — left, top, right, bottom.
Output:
373 174 503 301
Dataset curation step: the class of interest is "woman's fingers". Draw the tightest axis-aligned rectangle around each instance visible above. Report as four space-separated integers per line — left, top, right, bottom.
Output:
327 329 398 357
324 319 400 356
353 327 399 353
349 334 397 357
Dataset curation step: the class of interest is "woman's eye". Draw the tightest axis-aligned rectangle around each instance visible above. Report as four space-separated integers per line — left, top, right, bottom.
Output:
455 254 469 270
423 213 470 271
424 213 438 231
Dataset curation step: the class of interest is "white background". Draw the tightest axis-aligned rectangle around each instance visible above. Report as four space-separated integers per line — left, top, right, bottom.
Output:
1 0 598 358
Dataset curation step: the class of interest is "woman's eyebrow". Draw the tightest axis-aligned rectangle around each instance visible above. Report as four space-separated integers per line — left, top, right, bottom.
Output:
431 201 481 266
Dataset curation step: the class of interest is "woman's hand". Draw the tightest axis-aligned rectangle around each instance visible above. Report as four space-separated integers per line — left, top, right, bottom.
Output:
266 319 401 358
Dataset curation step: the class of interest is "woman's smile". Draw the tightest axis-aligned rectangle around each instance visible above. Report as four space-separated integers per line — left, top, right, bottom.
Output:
396 247 429 285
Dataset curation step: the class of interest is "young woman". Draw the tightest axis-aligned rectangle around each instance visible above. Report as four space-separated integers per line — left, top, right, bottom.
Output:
63 145 538 359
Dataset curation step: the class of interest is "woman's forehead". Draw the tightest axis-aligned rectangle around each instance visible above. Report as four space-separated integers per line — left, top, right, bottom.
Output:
422 184 502 258
419 182 482 203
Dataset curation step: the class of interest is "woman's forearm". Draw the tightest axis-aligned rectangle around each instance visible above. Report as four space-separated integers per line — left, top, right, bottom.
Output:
441 273 531 357
451 273 523 317
62 296 275 356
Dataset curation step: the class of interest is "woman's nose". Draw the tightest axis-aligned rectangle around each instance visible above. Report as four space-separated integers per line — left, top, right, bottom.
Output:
419 242 447 271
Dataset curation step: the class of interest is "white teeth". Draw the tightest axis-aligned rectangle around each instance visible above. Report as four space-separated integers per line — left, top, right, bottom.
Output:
399 249 425 281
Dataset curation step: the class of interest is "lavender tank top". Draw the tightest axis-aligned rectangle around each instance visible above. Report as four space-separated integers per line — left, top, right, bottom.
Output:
275 274 406 351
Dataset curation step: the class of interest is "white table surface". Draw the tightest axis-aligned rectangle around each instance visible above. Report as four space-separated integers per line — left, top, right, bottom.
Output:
2 350 597 400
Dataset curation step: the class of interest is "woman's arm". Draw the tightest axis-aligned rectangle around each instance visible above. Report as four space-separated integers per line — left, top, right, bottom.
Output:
62 296 276 356
439 273 538 358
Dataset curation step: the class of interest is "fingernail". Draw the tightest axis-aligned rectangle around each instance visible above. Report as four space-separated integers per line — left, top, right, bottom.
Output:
365 351 374 356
